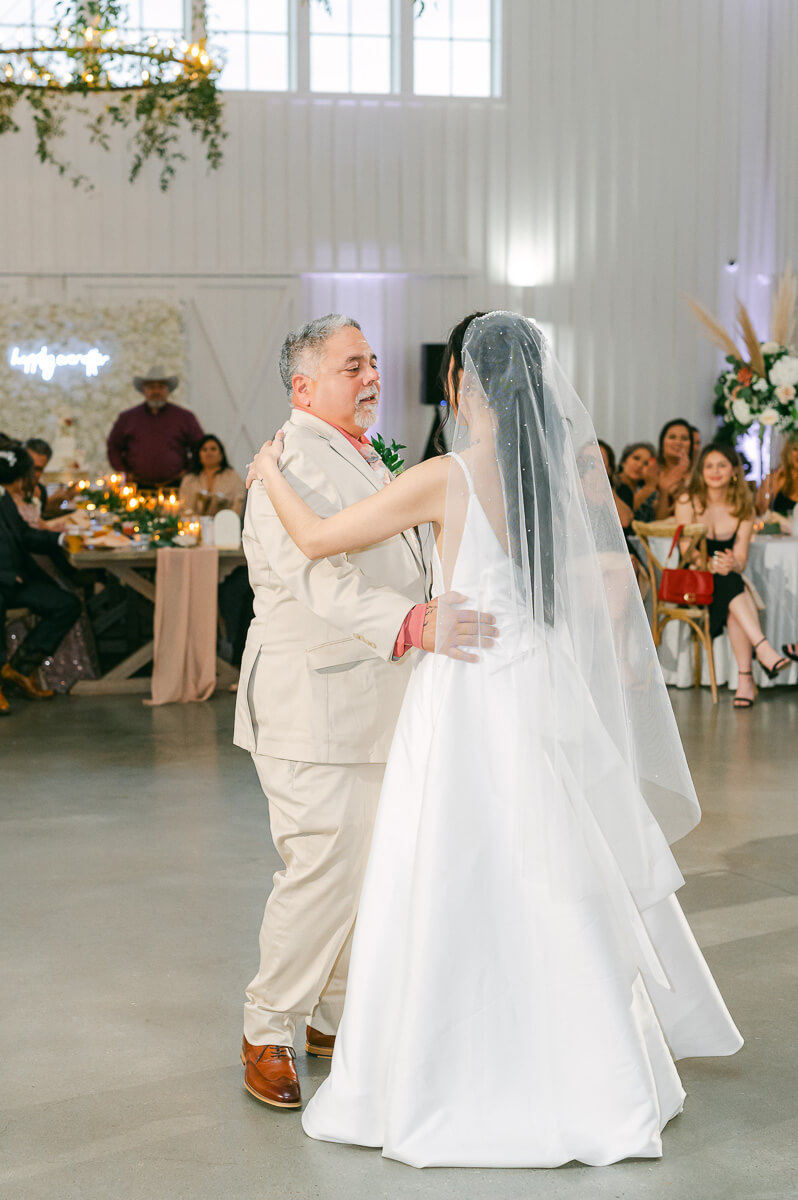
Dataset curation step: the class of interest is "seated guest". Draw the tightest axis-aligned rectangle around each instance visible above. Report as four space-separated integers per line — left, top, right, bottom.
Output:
597 440 633 528
106 366 204 489
179 434 245 515
756 433 798 516
23 437 76 518
674 445 793 709
10 454 89 534
655 418 694 518
690 424 702 463
0 444 82 714
617 441 658 522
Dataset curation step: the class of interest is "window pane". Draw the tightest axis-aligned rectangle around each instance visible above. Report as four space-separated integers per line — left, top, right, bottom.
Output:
310 0 350 35
350 34 390 93
209 0 248 33
0 2 30 24
31 1 59 27
216 30 248 89
249 0 288 35
0 23 28 47
350 0 390 36
414 39 450 95
248 31 288 90
451 38 490 96
452 0 490 40
310 33 349 92
141 0 182 28
414 0 451 39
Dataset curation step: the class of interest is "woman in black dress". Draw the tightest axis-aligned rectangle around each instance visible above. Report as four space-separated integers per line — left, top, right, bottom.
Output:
674 445 792 708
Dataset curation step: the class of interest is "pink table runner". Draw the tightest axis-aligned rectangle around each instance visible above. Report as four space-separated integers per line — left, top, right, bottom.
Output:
147 547 219 705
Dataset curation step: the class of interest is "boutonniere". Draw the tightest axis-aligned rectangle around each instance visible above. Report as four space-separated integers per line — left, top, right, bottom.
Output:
370 433 406 474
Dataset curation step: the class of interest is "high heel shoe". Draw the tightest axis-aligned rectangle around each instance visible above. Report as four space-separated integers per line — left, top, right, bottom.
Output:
753 637 790 680
782 642 798 663
733 670 756 709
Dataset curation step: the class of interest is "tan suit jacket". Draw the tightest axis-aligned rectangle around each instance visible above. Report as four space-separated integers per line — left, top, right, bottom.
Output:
234 409 429 764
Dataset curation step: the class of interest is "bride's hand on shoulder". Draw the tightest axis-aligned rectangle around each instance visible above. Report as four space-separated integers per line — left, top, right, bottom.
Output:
246 431 285 489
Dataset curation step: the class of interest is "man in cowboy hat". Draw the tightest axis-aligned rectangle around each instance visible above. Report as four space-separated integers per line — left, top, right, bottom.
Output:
106 366 204 488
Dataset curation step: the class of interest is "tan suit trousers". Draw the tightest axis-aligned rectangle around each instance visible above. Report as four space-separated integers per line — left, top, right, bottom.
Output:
244 753 385 1047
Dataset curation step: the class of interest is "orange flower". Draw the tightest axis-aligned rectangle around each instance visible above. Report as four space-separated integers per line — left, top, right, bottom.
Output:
737 366 753 386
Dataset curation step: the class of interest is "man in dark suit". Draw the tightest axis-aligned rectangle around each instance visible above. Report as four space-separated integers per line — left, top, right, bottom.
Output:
0 443 81 715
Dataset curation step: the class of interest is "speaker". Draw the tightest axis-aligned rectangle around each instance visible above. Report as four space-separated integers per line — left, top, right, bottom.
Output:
420 343 447 406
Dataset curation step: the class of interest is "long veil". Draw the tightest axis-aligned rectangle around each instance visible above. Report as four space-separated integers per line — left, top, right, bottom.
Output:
432 312 701 980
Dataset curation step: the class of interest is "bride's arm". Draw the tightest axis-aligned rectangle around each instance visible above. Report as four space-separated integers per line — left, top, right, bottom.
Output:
254 432 448 559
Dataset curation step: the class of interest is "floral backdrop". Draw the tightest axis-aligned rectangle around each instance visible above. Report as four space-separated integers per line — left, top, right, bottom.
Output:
0 300 188 474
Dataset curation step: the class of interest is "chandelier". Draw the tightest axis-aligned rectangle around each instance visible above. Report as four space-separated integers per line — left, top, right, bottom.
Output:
0 2 225 191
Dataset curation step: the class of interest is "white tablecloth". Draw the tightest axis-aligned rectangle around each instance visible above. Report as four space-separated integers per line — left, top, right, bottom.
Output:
651 536 798 690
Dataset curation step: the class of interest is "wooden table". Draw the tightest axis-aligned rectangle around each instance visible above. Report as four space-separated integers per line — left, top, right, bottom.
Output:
67 547 246 695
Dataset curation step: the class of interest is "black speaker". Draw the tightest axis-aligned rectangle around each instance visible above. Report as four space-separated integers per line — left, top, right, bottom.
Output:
421 343 447 406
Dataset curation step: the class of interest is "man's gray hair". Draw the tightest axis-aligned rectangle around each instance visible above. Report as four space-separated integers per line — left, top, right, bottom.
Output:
279 313 361 398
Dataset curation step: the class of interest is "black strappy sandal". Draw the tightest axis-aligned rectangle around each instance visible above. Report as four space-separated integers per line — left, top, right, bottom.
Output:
733 670 756 709
781 642 798 663
753 637 790 680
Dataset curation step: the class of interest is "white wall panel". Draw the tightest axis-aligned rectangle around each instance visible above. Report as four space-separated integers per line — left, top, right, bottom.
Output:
0 0 796 461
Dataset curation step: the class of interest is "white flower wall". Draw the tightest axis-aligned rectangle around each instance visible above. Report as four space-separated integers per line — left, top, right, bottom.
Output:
0 301 188 473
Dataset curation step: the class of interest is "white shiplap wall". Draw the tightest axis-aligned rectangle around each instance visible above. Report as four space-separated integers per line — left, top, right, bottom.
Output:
0 0 796 469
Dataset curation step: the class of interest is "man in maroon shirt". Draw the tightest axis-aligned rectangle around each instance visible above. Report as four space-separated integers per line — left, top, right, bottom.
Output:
106 366 204 488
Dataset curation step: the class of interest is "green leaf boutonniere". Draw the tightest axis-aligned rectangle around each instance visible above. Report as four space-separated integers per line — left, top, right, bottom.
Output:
370 433 406 475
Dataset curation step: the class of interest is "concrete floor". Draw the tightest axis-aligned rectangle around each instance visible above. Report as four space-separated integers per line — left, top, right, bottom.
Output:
1 687 797 1200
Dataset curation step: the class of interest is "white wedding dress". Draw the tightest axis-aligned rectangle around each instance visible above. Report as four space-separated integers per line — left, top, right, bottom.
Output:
302 452 743 1169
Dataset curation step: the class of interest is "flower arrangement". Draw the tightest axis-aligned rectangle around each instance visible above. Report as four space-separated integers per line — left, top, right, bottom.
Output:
688 268 798 442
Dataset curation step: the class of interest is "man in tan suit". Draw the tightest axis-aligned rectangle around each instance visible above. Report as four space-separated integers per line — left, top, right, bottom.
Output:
235 314 491 1109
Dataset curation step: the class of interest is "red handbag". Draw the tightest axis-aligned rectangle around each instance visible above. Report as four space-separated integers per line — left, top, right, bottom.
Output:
657 525 714 606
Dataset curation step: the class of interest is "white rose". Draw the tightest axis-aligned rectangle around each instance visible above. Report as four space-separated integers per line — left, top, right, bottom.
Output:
732 398 752 426
761 341 781 354
754 377 769 392
769 355 798 387
775 383 796 402
760 407 780 426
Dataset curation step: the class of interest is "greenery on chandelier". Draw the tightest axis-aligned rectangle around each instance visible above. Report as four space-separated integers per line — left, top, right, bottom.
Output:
0 1 223 191
0 1 425 191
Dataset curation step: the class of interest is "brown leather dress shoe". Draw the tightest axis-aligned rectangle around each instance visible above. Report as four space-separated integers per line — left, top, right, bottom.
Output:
1 663 54 700
305 1026 336 1058
241 1037 302 1108
0 685 10 715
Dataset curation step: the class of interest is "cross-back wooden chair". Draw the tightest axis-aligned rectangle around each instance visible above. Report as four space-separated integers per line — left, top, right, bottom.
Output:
632 520 718 703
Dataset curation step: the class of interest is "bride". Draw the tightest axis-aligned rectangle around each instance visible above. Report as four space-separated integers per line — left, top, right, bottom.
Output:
250 311 742 1168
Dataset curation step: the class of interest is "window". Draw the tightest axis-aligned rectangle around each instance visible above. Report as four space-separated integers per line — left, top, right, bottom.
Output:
0 1 59 45
414 0 494 97
206 0 290 92
309 0 392 95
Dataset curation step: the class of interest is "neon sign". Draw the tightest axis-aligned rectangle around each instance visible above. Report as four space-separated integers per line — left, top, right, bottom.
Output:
9 344 111 381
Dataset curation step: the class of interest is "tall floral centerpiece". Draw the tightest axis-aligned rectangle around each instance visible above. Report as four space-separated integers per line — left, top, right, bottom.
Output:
688 268 798 482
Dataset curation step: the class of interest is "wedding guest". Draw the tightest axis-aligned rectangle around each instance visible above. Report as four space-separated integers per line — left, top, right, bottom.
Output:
674 445 792 708
617 441 658 522
106 366 204 489
597 441 633 528
179 434 245 515
23 436 77 518
690 424 702 462
0 444 82 714
655 419 694 518
755 433 798 516
11 455 89 534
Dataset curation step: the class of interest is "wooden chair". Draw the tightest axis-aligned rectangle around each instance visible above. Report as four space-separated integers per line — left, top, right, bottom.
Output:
632 520 718 703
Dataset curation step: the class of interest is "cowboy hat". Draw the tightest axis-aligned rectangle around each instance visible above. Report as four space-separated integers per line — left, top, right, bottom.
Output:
133 366 179 393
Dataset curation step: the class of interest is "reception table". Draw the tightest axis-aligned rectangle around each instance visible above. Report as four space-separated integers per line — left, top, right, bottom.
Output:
67 546 246 696
652 535 798 690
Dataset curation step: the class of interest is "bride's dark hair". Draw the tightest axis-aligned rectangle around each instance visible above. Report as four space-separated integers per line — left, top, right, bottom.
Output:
462 313 558 626
439 312 487 409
